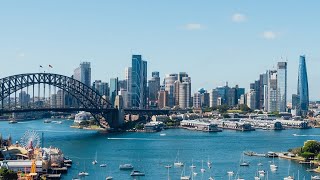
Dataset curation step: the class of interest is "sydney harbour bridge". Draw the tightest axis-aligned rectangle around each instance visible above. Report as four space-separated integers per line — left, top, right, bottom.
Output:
0 73 183 129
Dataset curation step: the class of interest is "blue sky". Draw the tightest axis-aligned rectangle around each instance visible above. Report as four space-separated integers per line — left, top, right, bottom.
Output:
0 1 319 100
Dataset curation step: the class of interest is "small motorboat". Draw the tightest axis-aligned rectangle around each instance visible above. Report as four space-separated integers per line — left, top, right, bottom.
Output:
130 170 145 176
100 164 107 167
78 172 89 176
119 164 134 170
106 176 113 180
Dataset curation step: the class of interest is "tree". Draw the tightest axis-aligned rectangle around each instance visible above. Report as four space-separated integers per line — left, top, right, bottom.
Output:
0 168 18 180
218 105 229 113
300 152 315 161
239 104 251 112
302 140 320 154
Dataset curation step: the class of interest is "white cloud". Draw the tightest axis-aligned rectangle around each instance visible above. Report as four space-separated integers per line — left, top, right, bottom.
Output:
232 13 247 23
184 23 203 30
262 31 277 40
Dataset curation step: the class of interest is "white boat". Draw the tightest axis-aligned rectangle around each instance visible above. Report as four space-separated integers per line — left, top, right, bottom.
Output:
92 151 98 165
119 164 134 170
208 177 214 180
200 160 206 173
258 170 265 176
284 176 294 180
72 177 80 180
227 171 234 176
254 176 260 180
105 176 113 180
174 150 184 167
44 119 52 123
270 156 278 170
257 162 263 166
180 164 190 180
207 156 212 168
239 153 249 166
160 133 166 136
78 172 89 176
193 172 198 176
312 176 320 180
165 165 172 168
130 170 145 176
9 119 18 124
100 164 107 167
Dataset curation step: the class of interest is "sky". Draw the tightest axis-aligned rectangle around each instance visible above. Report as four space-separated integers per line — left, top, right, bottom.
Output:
0 1 319 100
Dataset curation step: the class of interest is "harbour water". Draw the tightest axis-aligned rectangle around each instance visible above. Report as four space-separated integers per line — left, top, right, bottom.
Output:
1 119 320 179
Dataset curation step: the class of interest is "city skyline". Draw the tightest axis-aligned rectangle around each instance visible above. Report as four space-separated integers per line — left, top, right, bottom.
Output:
1 1 320 100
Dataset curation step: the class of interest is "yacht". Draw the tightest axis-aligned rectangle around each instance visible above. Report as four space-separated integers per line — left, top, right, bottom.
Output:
284 176 294 180
239 153 249 166
200 160 206 173
105 176 113 180
160 133 166 136
92 151 98 165
119 164 134 170
130 170 145 176
44 119 52 123
312 176 320 180
208 177 214 180
165 165 172 168
254 176 260 180
258 170 265 176
180 164 190 180
174 150 184 167
78 172 89 176
100 164 107 167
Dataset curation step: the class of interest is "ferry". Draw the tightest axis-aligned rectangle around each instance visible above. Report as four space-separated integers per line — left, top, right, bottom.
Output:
9 119 18 124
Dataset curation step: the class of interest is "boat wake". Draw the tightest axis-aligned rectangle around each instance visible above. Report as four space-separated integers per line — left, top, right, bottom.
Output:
107 137 169 141
37 130 83 133
293 134 320 137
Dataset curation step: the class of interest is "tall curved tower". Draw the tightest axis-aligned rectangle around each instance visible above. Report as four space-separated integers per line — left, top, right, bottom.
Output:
297 55 309 116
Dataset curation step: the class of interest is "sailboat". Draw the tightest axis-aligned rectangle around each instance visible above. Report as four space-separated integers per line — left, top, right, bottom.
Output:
200 160 206 173
92 151 98 165
180 163 191 180
105 162 113 180
270 156 278 171
79 161 89 176
239 153 249 166
284 161 294 180
207 156 212 168
174 150 184 167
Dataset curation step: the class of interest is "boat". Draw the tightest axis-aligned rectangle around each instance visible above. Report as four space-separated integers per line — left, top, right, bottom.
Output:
207 156 212 168
119 164 134 170
78 172 89 176
8 119 18 124
266 151 278 157
160 133 166 136
92 151 98 165
105 176 113 180
270 155 278 170
284 176 294 180
190 160 196 169
174 150 184 167
257 162 263 166
72 177 80 180
180 164 190 180
100 164 107 167
254 176 261 180
312 176 320 180
165 165 172 168
130 170 145 176
208 177 214 180
193 172 198 176
44 119 52 123
258 170 265 176
200 160 206 173
239 153 249 166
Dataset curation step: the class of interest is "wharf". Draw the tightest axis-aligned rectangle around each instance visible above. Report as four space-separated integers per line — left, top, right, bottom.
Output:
51 167 68 173
45 174 61 179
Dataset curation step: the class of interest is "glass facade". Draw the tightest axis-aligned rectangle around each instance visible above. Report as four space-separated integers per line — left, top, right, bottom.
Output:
131 55 147 108
277 62 287 112
109 77 118 106
297 55 309 116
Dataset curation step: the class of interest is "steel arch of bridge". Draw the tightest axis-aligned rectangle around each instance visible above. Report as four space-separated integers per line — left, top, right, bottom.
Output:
0 73 119 128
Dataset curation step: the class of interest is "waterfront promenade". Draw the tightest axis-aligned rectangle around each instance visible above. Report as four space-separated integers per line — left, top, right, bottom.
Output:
1 119 320 179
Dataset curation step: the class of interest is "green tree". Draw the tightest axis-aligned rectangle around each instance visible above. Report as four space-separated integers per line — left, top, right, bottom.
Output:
218 105 229 113
300 152 315 161
0 168 18 180
303 140 320 154
239 104 251 112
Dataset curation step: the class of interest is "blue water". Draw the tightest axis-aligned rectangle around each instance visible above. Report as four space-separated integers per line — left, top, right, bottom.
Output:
1 119 320 179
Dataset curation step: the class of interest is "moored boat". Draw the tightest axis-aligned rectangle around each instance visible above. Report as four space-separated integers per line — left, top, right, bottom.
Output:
119 164 134 170
130 170 145 176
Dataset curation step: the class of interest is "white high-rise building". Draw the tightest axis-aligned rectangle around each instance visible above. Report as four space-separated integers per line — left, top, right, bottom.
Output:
164 74 178 107
277 62 287 112
267 70 278 112
125 67 132 108
246 90 256 110
209 89 219 107
178 77 191 109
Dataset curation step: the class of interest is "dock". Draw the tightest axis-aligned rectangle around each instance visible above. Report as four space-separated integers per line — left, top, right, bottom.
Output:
45 174 61 179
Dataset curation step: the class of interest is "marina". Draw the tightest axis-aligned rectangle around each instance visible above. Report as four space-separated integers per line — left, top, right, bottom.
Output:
1 119 320 179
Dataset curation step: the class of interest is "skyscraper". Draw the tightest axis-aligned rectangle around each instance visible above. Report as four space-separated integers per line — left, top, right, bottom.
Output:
109 77 119 105
131 55 147 109
125 67 132 108
148 71 160 107
297 55 309 116
178 77 191 109
164 74 178 107
267 70 277 112
93 80 109 96
277 62 287 112
73 62 91 86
